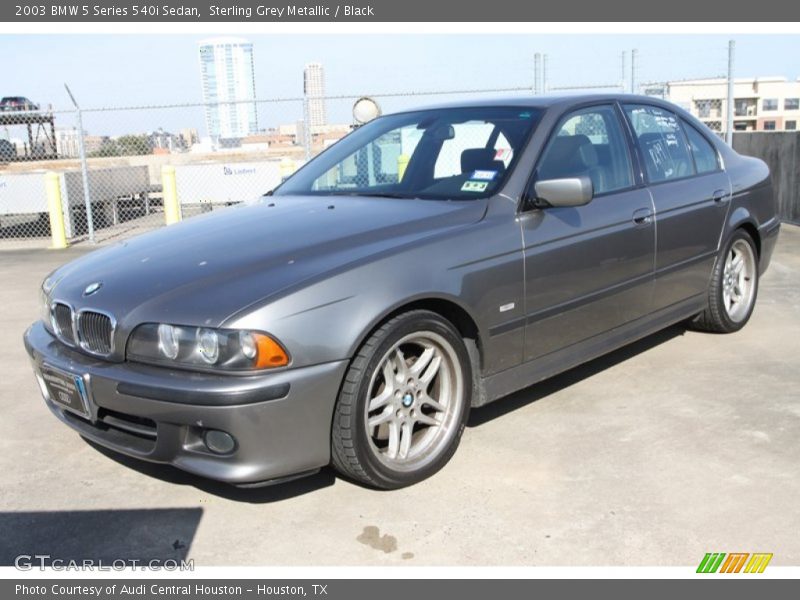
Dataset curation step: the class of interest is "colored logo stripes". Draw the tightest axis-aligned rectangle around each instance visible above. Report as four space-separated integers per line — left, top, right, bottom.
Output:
697 552 773 573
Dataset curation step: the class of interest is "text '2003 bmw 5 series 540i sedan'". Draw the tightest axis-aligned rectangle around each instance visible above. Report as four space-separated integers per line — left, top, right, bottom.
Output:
25 95 780 489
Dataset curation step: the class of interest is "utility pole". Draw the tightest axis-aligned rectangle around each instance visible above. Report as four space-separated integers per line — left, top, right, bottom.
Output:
621 51 627 92
726 40 736 145
533 53 541 95
542 54 548 94
630 49 638 95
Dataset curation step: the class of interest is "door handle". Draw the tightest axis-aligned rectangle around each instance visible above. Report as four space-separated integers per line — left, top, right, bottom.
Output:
632 208 653 225
712 189 729 204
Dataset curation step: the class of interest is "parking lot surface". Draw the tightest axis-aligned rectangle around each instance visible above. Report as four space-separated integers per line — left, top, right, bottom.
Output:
1 226 798 566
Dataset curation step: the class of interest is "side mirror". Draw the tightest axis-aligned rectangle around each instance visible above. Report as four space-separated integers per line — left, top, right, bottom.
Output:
533 176 593 207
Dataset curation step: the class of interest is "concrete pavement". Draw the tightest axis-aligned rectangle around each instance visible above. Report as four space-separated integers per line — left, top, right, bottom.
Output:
1 226 798 566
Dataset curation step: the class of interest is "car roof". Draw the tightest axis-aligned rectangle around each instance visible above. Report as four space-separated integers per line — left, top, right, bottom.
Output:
395 93 680 113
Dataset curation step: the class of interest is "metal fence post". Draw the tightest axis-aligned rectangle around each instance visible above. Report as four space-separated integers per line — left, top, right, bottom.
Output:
65 84 95 244
726 40 736 146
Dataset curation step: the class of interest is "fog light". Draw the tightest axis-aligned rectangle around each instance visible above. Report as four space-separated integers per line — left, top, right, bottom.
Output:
203 429 236 454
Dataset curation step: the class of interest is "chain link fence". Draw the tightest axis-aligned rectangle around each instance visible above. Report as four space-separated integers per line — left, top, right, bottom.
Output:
6 39 788 248
0 87 537 248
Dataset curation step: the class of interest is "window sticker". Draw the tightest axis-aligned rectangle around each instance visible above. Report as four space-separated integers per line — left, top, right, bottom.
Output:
461 180 488 192
495 148 512 162
471 170 497 181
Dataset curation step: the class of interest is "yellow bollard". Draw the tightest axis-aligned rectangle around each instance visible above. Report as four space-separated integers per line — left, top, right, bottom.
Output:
161 165 181 225
279 157 297 181
45 172 68 249
397 154 410 182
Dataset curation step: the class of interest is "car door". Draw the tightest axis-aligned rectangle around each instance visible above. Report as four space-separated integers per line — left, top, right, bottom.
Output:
622 104 731 310
520 104 656 362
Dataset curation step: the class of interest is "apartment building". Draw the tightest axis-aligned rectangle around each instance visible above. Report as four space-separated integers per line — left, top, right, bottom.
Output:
668 76 800 133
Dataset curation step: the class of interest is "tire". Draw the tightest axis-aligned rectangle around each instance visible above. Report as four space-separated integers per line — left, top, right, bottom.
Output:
693 229 759 333
331 310 472 489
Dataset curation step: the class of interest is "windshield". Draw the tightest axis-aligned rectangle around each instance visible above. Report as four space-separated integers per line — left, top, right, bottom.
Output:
274 106 542 200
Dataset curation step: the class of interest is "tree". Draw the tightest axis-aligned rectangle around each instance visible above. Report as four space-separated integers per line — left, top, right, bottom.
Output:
89 134 152 157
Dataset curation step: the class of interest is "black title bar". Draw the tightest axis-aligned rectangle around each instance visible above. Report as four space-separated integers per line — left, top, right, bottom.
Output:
4 0 800 22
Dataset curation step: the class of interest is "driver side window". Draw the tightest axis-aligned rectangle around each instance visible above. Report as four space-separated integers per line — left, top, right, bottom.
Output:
535 105 634 196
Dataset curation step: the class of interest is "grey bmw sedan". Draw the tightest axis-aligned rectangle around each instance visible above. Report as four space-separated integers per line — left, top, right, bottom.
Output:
25 95 780 489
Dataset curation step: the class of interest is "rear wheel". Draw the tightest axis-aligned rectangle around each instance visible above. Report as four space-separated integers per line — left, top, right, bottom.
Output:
694 229 759 333
331 310 471 489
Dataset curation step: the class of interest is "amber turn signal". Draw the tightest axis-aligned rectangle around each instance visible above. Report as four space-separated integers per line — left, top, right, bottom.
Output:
253 333 290 369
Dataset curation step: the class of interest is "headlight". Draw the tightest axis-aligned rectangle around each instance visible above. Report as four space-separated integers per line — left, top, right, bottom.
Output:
39 286 52 326
127 324 290 371
39 272 60 329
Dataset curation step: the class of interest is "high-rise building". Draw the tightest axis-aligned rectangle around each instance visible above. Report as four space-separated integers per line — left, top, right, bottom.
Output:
199 37 258 142
304 62 327 128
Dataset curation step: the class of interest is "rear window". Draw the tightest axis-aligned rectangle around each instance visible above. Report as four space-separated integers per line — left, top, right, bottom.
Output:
681 121 720 174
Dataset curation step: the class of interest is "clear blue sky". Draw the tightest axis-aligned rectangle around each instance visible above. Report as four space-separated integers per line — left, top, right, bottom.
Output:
1 34 798 137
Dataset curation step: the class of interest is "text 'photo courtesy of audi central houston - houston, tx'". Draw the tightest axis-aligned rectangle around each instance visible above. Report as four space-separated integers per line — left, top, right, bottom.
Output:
25 95 779 489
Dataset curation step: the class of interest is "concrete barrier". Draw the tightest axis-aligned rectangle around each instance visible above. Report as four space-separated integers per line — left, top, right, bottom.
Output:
733 132 800 225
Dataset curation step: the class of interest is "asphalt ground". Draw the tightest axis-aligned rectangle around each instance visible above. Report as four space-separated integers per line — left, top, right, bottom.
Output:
1 225 798 566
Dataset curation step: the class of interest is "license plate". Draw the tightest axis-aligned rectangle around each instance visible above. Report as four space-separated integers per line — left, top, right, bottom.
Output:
40 365 90 418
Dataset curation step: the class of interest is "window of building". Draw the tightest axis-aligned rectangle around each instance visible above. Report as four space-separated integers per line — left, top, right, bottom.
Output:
763 121 776 131
681 121 719 174
785 98 800 111
763 98 778 111
695 100 714 119
786 120 797 131
624 104 695 183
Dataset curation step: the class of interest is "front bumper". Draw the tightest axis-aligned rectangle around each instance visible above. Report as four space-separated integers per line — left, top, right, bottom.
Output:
24 321 348 485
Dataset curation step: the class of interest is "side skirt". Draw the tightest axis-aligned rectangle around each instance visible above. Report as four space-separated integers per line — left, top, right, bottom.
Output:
475 294 706 407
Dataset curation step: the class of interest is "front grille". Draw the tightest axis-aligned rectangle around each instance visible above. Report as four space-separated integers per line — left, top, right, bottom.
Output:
77 311 114 355
52 303 76 344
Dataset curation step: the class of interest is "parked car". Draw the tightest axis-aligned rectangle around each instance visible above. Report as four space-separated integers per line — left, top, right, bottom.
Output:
0 96 39 111
24 95 780 489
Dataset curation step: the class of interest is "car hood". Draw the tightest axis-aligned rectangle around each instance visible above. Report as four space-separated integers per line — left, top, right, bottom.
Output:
48 195 486 330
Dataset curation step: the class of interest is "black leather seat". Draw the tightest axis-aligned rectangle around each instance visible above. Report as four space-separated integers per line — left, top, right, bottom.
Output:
538 134 609 193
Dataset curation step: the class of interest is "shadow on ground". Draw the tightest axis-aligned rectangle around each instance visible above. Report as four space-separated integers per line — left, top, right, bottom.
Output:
0 507 201 566
78 323 688 499
468 323 688 426
86 441 338 503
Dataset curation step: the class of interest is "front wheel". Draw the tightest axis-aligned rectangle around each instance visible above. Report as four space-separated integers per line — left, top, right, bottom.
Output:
331 310 471 489
694 229 759 333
